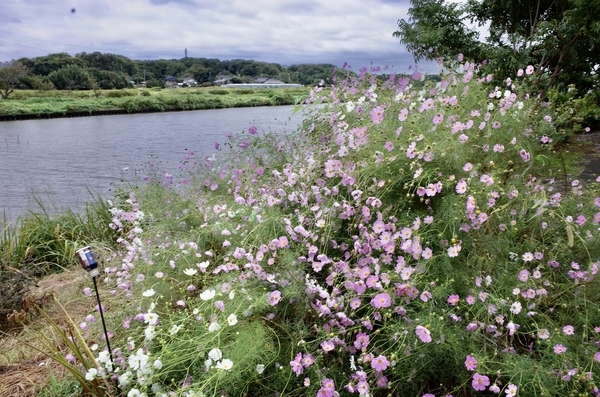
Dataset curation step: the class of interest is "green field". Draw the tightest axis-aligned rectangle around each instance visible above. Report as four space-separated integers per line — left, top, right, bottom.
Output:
0 87 312 119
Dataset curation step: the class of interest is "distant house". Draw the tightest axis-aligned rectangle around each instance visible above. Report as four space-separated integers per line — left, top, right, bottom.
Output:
253 77 285 85
183 78 198 87
214 75 232 85
165 75 178 88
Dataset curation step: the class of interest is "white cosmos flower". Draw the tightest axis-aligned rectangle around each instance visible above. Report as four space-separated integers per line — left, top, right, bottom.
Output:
85 367 98 381
127 388 143 397
208 321 221 332
142 289 156 297
143 312 159 326
228 290 235 299
208 348 223 361
197 261 210 269
200 289 216 300
183 268 198 276
153 359 163 369
216 359 233 370
256 364 265 374
227 314 238 326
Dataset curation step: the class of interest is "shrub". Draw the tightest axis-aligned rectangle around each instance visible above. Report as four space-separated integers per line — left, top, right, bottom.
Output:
41 60 600 397
104 90 136 98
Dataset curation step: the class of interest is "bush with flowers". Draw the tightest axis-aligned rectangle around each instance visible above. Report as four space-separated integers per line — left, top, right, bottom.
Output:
65 57 600 397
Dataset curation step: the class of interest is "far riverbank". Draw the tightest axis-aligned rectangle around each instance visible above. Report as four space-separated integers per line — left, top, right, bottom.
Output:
0 86 311 121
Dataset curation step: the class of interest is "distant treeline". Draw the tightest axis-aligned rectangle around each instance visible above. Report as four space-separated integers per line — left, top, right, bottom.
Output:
8 52 343 90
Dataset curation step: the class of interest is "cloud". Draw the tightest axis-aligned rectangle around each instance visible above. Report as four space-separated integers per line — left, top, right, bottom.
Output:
0 0 437 72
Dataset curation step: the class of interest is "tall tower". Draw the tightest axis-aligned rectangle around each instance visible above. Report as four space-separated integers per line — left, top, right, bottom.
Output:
184 48 188 58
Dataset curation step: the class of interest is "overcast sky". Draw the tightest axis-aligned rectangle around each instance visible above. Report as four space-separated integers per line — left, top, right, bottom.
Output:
0 0 439 72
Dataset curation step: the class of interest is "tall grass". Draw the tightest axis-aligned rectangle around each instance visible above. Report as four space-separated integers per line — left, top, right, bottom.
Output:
0 196 115 271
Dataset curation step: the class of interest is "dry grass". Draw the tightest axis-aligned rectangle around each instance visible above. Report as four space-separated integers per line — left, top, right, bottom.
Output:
0 268 93 396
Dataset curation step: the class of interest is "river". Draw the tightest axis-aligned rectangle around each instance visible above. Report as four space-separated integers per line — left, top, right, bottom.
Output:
0 106 305 222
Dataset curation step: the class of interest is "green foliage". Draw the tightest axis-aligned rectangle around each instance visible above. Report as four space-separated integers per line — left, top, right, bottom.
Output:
38 376 83 397
0 199 115 270
47 65 94 91
75 51 138 76
104 89 136 98
393 0 482 62
208 89 230 95
394 0 600 97
18 53 86 76
88 68 132 89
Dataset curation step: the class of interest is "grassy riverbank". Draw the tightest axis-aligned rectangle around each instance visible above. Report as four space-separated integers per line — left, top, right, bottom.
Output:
2 61 600 397
0 87 311 120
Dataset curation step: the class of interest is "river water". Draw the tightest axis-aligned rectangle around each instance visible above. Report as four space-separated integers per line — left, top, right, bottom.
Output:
0 106 305 221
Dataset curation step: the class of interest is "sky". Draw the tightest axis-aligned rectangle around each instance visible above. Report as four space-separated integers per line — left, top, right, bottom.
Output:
0 0 439 73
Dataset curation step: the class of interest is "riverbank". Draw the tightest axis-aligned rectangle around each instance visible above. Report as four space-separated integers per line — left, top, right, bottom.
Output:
0 87 311 121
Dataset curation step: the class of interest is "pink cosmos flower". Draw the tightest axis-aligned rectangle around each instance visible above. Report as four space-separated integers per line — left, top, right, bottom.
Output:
554 344 567 354
371 292 392 309
519 149 530 162
370 106 385 124
526 65 534 75
472 373 490 391
371 355 390 371
354 332 370 350
268 290 282 306
464 355 478 371
321 340 335 352
447 294 460 306
419 98 435 112
290 353 303 375
301 354 315 367
563 325 575 335
416 325 432 343
505 384 518 396
398 108 409 121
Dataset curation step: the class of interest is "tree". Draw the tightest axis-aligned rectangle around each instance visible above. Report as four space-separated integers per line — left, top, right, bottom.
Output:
47 65 94 91
394 0 600 94
27 75 55 94
185 63 210 83
0 61 28 99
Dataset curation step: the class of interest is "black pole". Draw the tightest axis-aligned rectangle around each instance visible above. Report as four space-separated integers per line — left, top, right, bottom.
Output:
92 276 115 369
77 246 120 394
91 274 120 394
